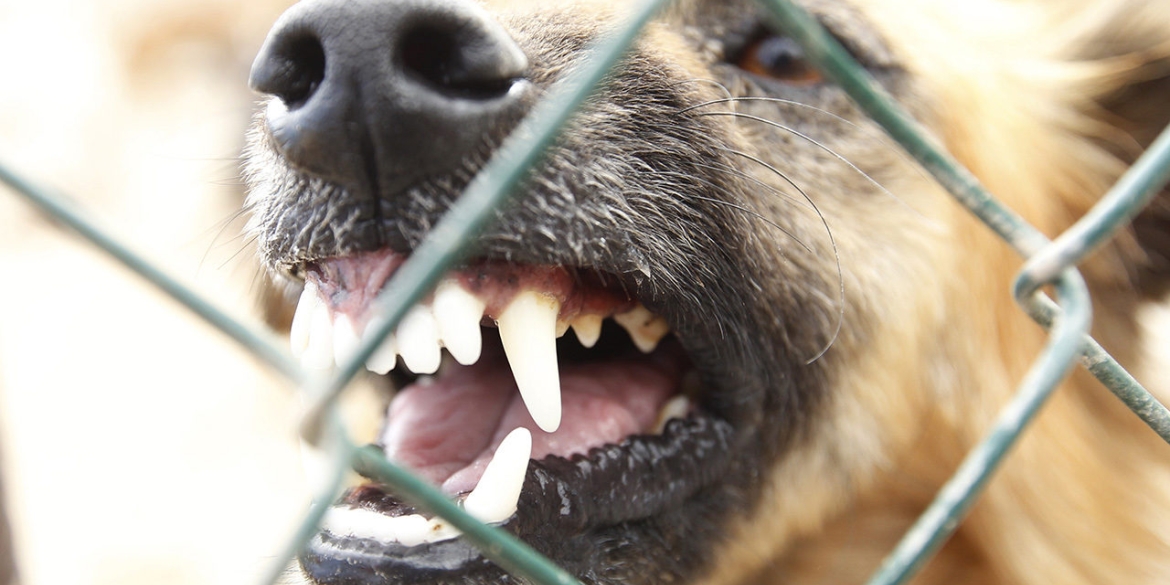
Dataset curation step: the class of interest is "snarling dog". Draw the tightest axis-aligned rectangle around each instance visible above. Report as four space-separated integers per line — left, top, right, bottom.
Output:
243 0 1170 583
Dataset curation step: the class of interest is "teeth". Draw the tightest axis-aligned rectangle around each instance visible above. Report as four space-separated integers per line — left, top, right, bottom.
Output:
320 507 458 547
332 314 361 367
497 291 562 433
363 315 399 375
397 305 442 375
289 282 318 357
613 304 671 353
291 277 671 418
652 395 691 434
321 427 532 548
569 314 603 348
432 281 485 366
463 427 531 524
290 281 336 370
302 295 335 370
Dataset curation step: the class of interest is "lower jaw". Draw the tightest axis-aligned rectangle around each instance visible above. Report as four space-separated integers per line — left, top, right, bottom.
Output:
301 414 737 584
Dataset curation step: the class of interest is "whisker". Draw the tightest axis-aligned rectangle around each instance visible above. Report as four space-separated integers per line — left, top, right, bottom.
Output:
681 96 936 187
247 255 274 299
198 206 253 276
722 147 845 364
670 79 734 105
691 109 941 226
695 111 901 202
718 148 808 205
219 232 260 271
685 159 816 212
679 96 851 123
651 169 813 254
687 194 812 255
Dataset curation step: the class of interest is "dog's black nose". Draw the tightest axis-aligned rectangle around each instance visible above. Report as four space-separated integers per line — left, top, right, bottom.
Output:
249 0 528 194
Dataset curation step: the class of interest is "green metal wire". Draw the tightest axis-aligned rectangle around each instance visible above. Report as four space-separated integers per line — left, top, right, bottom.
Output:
260 414 354 585
261 418 586 585
300 0 672 447
867 273 1091 585
2 2 1168 585
0 161 303 384
1026 294 1170 444
1012 124 1170 444
754 1 1170 583
757 0 1050 257
757 0 1170 431
755 0 1170 436
1020 123 1170 289
287 2 668 584
352 443 584 585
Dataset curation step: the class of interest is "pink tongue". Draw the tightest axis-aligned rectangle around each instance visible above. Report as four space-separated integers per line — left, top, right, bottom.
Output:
380 343 681 495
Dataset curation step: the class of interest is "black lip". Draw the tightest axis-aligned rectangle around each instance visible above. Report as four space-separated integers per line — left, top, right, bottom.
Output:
303 414 736 584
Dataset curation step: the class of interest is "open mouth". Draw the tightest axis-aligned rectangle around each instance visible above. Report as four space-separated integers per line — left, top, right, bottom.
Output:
289 248 736 581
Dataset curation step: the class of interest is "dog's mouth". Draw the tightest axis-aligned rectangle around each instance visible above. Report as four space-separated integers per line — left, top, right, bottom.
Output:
291 248 736 581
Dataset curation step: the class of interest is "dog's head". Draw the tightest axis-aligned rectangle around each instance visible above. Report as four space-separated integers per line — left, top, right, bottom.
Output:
244 0 1170 584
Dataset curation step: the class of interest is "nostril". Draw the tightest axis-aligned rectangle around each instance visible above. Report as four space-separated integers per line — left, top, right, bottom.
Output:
249 0 528 188
400 26 459 88
399 24 520 100
252 32 326 109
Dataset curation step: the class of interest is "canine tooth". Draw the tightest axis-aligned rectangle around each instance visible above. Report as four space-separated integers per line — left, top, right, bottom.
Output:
289 282 319 357
570 314 603 348
433 281 485 365
464 427 531 525
498 291 562 432
302 300 335 370
332 314 362 366
319 430 533 547
652 395 691 434
397 305 442 374
363 316 398 374
613 304 671 353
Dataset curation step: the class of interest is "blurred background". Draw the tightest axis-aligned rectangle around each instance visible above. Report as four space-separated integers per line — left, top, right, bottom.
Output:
0 0 321 584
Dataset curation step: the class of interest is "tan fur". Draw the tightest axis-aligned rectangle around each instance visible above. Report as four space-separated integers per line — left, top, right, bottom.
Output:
700 1 1170 584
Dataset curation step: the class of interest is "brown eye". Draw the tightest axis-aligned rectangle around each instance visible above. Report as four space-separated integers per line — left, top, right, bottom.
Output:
736 34 823 85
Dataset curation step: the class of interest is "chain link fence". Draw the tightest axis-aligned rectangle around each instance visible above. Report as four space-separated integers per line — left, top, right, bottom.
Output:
2 0 1169 584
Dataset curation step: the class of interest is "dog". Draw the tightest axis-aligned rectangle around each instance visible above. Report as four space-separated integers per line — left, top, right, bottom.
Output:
243 0 1170 583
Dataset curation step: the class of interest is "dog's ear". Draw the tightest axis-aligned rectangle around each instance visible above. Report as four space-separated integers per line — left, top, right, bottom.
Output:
1070 1 1170 297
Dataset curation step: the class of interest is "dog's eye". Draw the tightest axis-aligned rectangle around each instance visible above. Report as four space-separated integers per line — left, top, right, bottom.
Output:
734 33 823 85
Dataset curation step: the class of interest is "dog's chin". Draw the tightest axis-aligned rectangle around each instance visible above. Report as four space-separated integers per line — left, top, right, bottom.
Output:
300 417 738 585
279 247 776 585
